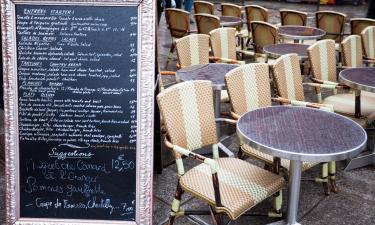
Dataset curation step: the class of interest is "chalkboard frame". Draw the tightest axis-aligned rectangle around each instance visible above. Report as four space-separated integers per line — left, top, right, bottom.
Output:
1 0 155 224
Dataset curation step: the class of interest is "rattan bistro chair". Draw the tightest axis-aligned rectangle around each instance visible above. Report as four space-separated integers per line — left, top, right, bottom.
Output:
194 1 214 15
175 34 210 68
341 35 375 67
244 5 269 48
250 21 278 62
164 8 195 69
361 26 375 60
195 13 221 35
221 3 242 18
157 80 285 225
350 18 375 35
307 40 375 127
280 9 308 26
271 54 339 194
315 11 346 44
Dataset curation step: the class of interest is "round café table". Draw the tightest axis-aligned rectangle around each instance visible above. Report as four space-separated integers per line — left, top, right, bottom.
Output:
176 63 238 118
263 43 309 60
220 16 243 27
237 106 367 225
339 67 375 171
278 25 326 43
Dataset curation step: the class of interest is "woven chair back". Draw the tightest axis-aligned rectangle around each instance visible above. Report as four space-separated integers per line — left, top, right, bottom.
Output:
272 54 305 102
244 5 268 33
194 1 214 15
350 18 375 35
209 27 237 60
361 26 375 58
165 8 191 39
221 3 242 18
175 34 210 68
280 9 308 26
307 39 337 82
157 81 217 151
195 13 221 35
315 11 346 43
225 63 271 115
250 21 278 53
341 35 363 68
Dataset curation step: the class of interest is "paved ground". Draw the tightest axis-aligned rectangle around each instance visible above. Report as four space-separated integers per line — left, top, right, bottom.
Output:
154 1 375 225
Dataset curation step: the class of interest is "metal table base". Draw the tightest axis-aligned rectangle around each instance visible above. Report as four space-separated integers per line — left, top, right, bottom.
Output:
345 151 375 171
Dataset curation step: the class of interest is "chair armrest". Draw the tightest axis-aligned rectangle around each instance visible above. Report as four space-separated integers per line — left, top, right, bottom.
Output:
160 71 176 75
364 56 375 61
215 117 237 125
209 56 245 64
303 82 340 89
272 97 333 112
230 111 241 120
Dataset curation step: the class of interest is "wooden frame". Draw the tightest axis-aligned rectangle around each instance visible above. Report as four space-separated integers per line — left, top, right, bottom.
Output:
1 0 155 224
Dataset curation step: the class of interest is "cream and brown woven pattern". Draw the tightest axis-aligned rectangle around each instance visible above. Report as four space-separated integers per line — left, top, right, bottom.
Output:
244 5 268 33
180 158 285 220
350 18 375 35
272 54 305 101
307 39 337 82
280 9 308 26
250 21 278 53
221 3 242 18
316 11 346 42
225 63 271 115
156 81 217 151
194 1 214 14
210 27 237 60
361 26 375 58
341 35 363 68
241 144 317 172
195 13 221 35
165 9 191 39
176 34 210 68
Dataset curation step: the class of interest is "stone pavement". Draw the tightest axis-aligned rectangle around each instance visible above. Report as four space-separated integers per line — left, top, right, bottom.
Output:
154 1 375 225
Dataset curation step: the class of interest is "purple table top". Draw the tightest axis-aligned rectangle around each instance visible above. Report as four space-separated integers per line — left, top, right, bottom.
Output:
176 63 238 90
263 43 309 60
237 106 367 162
339 67 375 93
220 16 243 27
278 25 326 40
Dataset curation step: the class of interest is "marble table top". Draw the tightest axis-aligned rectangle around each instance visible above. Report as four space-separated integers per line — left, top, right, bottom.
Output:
220 16 243 27
263 43 309 60
237 106 367 162
176 63 238 90
278 25 326 40
339 67 375 93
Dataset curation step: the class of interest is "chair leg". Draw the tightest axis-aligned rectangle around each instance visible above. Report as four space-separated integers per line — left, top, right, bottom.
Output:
165 43 175 69
168 181 184 225
269 157 283 218
315 162 330 195
237 148 243 159
209 205 223 225
329 161 339 193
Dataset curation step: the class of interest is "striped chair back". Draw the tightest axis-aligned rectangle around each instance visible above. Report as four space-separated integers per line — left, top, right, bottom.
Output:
225 64 271 115
194 1 214 15
341 35 363 68
157 81 217 151
165 8 191 39
307 39 337 82
175 34 210 68
361 26 375 59
250 21 278 53
280 9 308 26
221 3 242 18
350 18 375 35
244 5 268 33
316 11 346 43
209 27 237 60
271 54 305 102
195 13 221 35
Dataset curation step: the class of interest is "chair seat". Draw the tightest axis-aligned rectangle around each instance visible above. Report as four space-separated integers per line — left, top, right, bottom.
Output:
180 158 285 220
241 144 317 171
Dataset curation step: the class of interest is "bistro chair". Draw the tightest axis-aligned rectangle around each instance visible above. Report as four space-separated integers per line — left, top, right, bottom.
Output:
280 9 308 26
175 34 210 68
221 3 242 18
194 1 215 15
244 5 269 48
250 21 278 62
361 26 375 60
315 11 346 44
271 53 338 194
341 35 375 67
195 13 221 35
307 39 375 127
209 28 245 64
350 18 375 35
157 80 285 225
164 8 194 69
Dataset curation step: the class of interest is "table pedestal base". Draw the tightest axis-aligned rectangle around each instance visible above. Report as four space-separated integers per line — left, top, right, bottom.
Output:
345 152 375 171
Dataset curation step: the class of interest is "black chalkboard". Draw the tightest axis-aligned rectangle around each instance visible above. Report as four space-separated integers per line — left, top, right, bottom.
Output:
16 5 138 220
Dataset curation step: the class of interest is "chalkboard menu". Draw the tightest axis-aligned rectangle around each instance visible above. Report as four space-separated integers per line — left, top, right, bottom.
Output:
15 4 138 221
